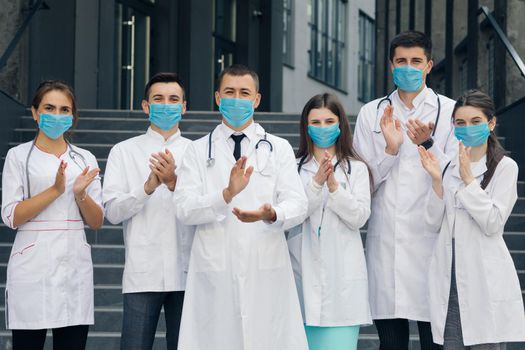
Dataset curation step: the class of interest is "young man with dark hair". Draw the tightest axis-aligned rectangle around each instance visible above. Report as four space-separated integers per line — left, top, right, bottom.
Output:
174 64 308 350
354 31 456 349
103 72 194 350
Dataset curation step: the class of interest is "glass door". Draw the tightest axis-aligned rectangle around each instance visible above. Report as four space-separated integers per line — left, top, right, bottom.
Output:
115 1 152 109
214 0 237 94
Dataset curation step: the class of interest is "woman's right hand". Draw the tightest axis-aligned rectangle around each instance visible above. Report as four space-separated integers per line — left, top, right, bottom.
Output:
313 151 332 186
418 146 441 181
53 160 68 194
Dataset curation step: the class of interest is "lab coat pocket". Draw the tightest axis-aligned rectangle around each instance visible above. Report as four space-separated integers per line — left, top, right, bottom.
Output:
483 257 522 302
126 244 153 273
192 225 226 272
6 240 48 326
258 231 287 270
7 239 48 283
343 236 367 280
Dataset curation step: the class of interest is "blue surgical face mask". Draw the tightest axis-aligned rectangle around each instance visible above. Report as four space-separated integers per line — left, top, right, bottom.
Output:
393 65 425 92
307 123 341 148
149 103 183 130
454 123 491 147
39 113 73 140
219 98 254 128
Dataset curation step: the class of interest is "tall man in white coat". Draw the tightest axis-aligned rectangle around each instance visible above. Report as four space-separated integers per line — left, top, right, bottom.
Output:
103 73 194 350
174 64 309 350
353 31 457 349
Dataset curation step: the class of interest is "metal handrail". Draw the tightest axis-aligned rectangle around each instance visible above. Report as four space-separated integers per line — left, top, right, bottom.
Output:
478 5 525 78
0 0 48 72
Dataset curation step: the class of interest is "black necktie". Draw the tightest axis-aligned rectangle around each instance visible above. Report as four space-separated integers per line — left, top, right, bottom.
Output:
231 134 246 161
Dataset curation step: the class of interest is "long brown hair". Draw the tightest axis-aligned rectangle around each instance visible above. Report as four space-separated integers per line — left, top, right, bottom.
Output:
296 93 371 185
452 89 505 189
31 80 79 139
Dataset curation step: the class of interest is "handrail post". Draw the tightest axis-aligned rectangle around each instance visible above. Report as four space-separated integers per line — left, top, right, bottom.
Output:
0 0 48 72
478 5 525 78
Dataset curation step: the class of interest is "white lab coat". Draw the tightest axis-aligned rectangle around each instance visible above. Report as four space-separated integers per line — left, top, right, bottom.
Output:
103 128 195 293
174 123 309 350
353 87 457 321
1 141 102 329
426 155 525 345
287 156 372 327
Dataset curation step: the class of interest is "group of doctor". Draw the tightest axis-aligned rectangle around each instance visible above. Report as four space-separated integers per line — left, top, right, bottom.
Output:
2 29 525 350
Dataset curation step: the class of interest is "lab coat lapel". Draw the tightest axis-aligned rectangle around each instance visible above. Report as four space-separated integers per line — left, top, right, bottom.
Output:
212 126 237 166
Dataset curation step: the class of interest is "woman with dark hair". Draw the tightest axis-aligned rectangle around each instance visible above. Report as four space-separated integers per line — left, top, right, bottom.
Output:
1 80 103 349
288 93 372 350
419 89 525 349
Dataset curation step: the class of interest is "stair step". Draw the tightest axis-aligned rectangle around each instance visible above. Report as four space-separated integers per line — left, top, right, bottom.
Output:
0 263 124 285
519 181 525 197
0 284 123 308
511 250 525 270
20 116 314 134
0 330 170 350
505 214 525 232
514 198 525 214
504 232 525 250
0 243 124 265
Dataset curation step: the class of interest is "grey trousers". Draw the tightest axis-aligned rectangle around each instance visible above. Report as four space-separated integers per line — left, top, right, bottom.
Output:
443 240 506 350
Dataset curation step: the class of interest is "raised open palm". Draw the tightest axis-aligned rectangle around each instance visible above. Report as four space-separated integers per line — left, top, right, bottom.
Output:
73 166 100 196
380 104 404 154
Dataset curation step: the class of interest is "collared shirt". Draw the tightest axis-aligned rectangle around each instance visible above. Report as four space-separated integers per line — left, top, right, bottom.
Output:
103 127 194 293
391 86 439 128
219 121 257 157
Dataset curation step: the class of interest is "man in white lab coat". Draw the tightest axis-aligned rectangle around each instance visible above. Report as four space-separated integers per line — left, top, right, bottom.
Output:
174 64 308 350
353 31 457 349
103 73 194 350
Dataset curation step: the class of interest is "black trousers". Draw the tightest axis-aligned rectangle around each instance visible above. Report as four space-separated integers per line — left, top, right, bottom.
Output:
12 325 89 350
375 318 443 350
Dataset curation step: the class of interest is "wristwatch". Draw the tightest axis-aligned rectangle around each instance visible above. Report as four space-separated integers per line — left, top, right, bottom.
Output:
419 138 434 150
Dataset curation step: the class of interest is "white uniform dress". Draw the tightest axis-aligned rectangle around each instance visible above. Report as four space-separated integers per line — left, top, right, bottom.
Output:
174 122 309 350
103 128 194 293
426 155 525 345
1 141 102 329
288 157 372 327
353 87 457 321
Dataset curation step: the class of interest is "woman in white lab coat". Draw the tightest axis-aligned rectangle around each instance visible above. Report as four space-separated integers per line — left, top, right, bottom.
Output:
419 89 525 349
1 80 103 350
287 93 372 350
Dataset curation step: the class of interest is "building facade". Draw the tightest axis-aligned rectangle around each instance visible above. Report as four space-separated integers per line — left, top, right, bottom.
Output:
281 0 376 115
0 0 376 115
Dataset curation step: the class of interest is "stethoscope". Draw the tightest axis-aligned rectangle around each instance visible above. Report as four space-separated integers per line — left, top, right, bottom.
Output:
374 89 441 136
297 154 352 176
206 129 274 168
25 139 88 198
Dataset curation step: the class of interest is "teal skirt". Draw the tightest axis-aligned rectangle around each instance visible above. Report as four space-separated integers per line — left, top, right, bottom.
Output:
304 325 360 350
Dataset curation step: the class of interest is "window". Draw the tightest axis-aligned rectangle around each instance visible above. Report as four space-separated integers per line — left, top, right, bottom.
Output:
283 0 294 66
487 37 495 100
308 0 347 90
358 11 375 102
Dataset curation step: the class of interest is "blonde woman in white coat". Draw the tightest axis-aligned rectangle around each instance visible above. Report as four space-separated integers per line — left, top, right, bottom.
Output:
288 93 372 350
418 89 525 349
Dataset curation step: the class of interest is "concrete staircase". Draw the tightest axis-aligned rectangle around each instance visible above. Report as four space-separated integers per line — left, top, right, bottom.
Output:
0 110 524 349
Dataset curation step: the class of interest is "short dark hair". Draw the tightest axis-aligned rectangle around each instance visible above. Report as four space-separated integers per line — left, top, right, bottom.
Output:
216 64 259 92
389 30 432 62
143 72 185 100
